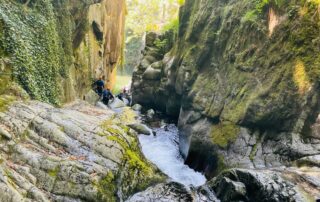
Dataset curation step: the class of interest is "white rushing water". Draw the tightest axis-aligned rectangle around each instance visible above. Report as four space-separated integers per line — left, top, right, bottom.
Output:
138 124 207 187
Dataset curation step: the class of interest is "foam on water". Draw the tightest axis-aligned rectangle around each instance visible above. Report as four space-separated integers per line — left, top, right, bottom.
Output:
138 124 207 187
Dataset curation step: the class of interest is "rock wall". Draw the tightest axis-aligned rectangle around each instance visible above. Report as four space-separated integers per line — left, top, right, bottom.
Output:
132 31 179 117
0 0 126 104
132 0 320 178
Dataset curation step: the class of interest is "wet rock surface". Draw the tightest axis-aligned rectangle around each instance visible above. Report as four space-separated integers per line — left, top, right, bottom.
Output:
126 182 195 202
0 101 162 201
127 167 320 202
209 168 315 202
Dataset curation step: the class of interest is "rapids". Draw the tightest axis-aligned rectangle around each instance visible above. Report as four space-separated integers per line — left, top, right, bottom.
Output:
138 124 207 187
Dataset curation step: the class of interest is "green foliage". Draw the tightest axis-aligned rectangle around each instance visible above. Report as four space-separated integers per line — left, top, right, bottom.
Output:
0 95 15 112
0 0 74 105
154 38 170 55
126 0 181 35
162 17 179 33
242 0 287 23
124 0 180 75
242 10 259 23
177 0 185 6
113 75 132 95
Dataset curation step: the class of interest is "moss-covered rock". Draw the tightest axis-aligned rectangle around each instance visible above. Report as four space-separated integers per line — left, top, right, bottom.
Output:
100 111 164 199
132 0 320 176
0 0 126 104
211 122 240 148
0 95 15 112
0 101 164 201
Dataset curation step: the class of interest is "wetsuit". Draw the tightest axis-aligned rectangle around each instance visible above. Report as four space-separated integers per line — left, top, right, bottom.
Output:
95 79 105 96
102 89 114 105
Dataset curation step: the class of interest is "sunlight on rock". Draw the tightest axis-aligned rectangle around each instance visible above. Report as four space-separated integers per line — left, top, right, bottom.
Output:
268 8 279 36
293 60 311 95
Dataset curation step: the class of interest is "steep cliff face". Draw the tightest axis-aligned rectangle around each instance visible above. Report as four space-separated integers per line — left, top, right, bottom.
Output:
132 0 320 177
0 0 125 104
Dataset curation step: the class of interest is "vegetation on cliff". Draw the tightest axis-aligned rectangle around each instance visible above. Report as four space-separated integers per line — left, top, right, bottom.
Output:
0 0 70 104
131 0 320 185
0 0 126 104
122 0 181 75
99 108 164 200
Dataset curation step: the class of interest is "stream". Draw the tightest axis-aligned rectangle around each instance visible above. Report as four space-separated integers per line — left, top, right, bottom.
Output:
138 123 207 187
105 98 207 187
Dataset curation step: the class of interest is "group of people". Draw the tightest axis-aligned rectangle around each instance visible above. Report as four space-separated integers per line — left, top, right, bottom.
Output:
94 77 131 106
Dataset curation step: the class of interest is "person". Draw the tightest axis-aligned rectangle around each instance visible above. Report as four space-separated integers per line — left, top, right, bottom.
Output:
117 88 132 106
94 77 105 96
102 88 114 106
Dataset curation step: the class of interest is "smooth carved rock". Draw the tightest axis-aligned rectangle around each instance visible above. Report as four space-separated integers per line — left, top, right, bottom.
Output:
0 127 12 139
0 101 160 201
126 182 195 202
297 155 320 167
128 123 153 136
209 169 311 202
142 67 162 80
132 104 142 111
146 109 156 120
85 90 101 105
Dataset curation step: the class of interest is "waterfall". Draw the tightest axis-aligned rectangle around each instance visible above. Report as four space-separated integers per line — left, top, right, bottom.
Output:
138 124 207 187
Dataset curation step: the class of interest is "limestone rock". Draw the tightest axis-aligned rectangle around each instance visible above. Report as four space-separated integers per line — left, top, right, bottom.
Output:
128 123 153 136
109 98 126 109
0 127 12 139
151 61 164 70
147 109 155 120
126 182 195 202
142 67 162 80
212 177 247 202
297 155 320 167
85 90 100 105
209 169 307 202
0 101 162 201
132 104 142 112
145 32 158 47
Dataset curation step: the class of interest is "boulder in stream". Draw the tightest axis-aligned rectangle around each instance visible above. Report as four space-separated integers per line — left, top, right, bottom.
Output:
132 104 142 112
109 98 126 109
128 123 153 136
146 109 155 120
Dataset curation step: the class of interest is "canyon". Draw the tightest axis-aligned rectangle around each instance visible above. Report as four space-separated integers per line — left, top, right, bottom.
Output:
0 0 320 201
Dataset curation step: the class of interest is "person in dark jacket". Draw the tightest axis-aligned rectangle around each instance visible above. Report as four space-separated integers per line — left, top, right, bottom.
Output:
117 88 132 106
102 88 114 105
95 77 105 96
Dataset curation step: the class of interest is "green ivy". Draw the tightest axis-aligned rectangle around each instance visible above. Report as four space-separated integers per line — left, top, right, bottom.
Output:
0 0 73 105
154 38 170 55
242 0 288 23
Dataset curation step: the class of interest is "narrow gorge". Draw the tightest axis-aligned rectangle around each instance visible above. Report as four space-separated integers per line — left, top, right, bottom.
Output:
0 0 320 201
